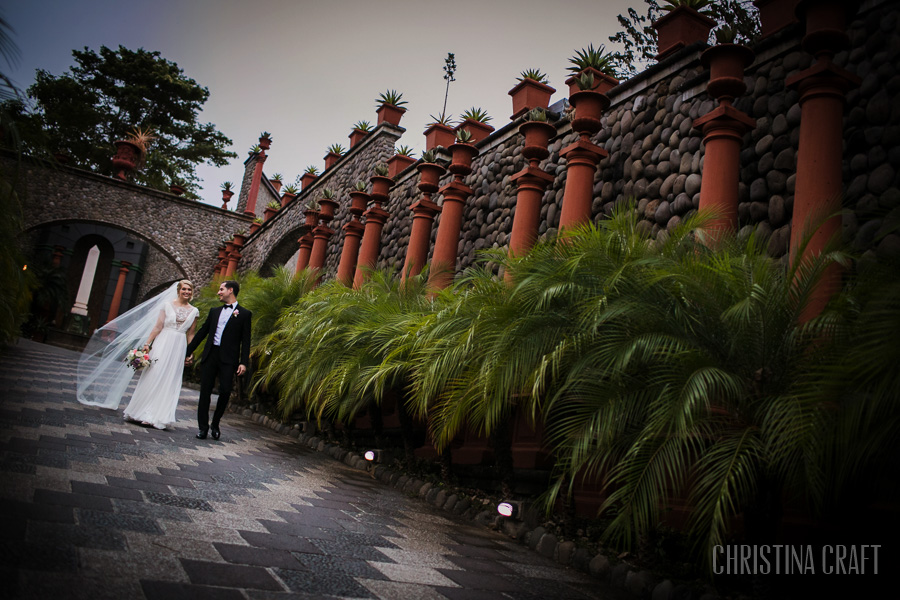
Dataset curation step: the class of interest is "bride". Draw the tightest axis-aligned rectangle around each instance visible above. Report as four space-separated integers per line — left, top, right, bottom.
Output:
76 280 198 430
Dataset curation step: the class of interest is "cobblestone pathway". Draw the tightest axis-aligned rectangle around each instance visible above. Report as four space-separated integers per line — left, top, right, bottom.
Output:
0 340 627 600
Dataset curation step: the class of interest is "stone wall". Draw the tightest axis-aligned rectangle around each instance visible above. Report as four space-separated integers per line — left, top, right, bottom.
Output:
238 124 403 274
5 153 252 289
267 0 898 282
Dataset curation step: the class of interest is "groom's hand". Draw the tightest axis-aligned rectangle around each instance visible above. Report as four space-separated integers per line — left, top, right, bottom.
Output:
236 364 246 376
185 355 193 366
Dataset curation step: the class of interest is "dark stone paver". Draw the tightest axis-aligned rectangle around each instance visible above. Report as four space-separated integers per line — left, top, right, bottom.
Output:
0 339 626 599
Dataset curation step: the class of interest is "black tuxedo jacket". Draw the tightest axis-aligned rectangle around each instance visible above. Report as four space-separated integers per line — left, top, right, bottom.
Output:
186 304 252 367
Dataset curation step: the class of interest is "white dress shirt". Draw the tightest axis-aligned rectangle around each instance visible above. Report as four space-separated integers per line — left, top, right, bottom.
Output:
213 302 236 346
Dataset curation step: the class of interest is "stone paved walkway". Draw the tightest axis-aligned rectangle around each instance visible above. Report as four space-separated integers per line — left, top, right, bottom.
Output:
0 339 627 600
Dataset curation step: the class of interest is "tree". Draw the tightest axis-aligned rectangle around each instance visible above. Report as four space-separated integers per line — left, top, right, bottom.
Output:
608 1 760 78
4 45 236 196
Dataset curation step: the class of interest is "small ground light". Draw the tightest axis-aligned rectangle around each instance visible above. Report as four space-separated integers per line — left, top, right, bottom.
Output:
497 501 521 518
364 450 382 462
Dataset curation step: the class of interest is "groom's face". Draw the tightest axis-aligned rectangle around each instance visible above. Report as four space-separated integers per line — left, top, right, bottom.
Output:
217 283 236 304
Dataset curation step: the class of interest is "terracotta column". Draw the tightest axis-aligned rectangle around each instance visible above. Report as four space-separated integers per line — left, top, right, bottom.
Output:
213 246 227 276
295 208 319 272
509 121 556 256
428 143 478 289
104 261 132 323
786 0 860 320
337 191 369 286
244 152 267 218
225 234 245 277
693 44 756 236
559 90 609 229
353 175 393 288
308 197 339 273
402 162 446 281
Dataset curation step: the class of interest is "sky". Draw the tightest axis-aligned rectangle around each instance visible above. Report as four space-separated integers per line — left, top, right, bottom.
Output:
4 0 639 207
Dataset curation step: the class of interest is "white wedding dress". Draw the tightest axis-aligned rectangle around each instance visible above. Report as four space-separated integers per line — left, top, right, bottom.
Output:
122 302 198 429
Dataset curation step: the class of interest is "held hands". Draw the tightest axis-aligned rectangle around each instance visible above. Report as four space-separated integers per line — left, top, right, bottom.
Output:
236 364 246 376
185 355 193 366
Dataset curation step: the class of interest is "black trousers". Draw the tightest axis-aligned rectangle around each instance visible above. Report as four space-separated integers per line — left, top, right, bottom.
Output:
197 345 235 431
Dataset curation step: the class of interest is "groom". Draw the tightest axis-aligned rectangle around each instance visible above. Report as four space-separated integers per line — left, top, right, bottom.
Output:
185 280 252 440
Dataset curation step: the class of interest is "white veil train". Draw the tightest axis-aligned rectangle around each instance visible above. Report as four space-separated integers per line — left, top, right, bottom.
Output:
76 281 180 409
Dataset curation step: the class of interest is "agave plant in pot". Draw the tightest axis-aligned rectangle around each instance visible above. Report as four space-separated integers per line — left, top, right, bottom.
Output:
376 90 408 126
113 126 156 180
456 107 494 143
220 181 235 209
424 112 456 151
300 165 319 189
653 0 717 60
448 129 479 175
324 144 345 170
417 148 446 193
348 181 370 216
569 72 611 134
518 108 556 162
318 188 339 222
264 200 280 221
509 68 556 120
250 216 263 234
281 183 299 207
369 163 394 202
349 120 373 148
565 44 619 96
388 145 417 178
258 131 272 150
702 25 755 103
304 199 320 228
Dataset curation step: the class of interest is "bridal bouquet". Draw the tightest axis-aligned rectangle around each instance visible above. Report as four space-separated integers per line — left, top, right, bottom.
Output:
125 349 153 371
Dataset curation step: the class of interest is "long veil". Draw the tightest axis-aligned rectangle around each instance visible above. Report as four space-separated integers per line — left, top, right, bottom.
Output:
76 281 180 408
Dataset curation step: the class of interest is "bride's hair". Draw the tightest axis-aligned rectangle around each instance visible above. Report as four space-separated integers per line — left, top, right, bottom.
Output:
177 280 194 295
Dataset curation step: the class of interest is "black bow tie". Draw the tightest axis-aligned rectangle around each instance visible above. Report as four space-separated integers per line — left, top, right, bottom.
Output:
224 304 233 309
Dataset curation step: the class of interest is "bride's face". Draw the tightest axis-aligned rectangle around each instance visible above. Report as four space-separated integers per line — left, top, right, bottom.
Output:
179 285 193 300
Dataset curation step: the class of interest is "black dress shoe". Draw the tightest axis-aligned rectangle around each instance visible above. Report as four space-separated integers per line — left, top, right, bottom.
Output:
196 430 208 439
211 426 220 440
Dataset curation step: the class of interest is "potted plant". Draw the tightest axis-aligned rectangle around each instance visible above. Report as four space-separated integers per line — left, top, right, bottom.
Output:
304 199 320 227
324 143 345 170
653 0 717 60
376 90 408 126
569 72 611 134
349 181 370 215
281 183 299 207
370 163 393 201
424 112 456 150
248 144 262 155
220 181 235 208
449 129 479 175
301 165 319 189
233 231 248 247
702 25 755 102
318 188 338 221
259 131 272 150
456 107 494 143
113 126 155 180
169 179 186 196
417 148 446 193
264 200 280 221
349 120 373 147
388 145 417 177
565 44 619 95
509 68 556 120
269 172 283 194
250 216 263 234
518 108 556 162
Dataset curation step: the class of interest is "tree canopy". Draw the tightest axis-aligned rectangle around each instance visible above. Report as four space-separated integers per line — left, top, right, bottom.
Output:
3 45 236 196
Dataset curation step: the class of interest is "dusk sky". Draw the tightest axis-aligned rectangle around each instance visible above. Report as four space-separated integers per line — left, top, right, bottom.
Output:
5 0 638 206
